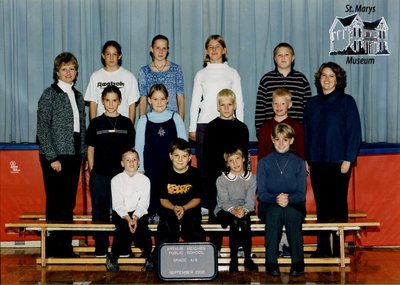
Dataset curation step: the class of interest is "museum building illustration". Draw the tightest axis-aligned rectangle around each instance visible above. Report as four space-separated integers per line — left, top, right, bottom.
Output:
329 13 390 56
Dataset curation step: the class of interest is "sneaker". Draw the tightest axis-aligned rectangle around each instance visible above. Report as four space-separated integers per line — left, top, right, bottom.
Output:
95 254 107 258
106 253 119 272
280 245 291 258
144 258 154 271
148 214 160 224
201 207 209 216
237 246 244 258
244 259 258 272
119 252 134 258
94 249 108 258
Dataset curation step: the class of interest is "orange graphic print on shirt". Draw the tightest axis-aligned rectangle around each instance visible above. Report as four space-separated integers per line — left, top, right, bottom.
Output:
167 183 192 194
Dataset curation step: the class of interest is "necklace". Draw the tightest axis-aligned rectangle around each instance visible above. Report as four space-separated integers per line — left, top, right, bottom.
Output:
273 154 290 175
152 60 168 72
105 115 119 133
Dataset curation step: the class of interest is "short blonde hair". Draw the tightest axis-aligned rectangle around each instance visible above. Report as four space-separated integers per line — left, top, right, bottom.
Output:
271 123 295 139
217 88 236 105
272 88 292 103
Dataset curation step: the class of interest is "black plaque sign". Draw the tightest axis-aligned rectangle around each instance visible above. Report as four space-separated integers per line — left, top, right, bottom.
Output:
158 242 218 281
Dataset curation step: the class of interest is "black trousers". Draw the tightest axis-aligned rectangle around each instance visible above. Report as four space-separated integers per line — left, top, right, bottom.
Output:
89 172 113 255
156 210 205 244
216 210 253 261
310 162 352 256
260 203 305 264
111 211 152 258
153 209 205 264
195 123 208 208
40 153 82 256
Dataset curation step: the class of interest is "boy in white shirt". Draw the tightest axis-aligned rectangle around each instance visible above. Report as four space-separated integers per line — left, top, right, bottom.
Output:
106 149 152 272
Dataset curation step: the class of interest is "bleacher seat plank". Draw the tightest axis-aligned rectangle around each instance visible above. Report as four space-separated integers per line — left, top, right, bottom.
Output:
19 210 367 222
73 245 318 254
42 263 350 273
39 257 147 265
6 217 379 268
20 213 92 221
37 256 350 266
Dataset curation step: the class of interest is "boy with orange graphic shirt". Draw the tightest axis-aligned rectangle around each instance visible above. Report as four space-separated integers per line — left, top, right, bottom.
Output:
156 138 205 246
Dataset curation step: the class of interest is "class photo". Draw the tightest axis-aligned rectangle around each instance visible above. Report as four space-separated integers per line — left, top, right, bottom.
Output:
1 0 400 284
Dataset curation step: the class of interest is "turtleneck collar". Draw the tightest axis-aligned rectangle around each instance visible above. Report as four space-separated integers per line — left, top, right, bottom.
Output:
320 88 338 100
57 80 73 92
272 150 291 159
206 62 228 68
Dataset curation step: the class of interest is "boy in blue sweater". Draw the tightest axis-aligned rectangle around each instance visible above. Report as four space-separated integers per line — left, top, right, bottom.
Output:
257 123 306 276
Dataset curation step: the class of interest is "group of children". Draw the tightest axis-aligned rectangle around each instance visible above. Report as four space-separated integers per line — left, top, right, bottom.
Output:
83 36 311 276
86 86 305 276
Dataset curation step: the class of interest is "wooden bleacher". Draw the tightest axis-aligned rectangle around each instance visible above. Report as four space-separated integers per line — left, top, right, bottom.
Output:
5 210 379 268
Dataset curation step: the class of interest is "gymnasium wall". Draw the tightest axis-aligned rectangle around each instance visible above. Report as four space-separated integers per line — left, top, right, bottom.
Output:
1 144 399 246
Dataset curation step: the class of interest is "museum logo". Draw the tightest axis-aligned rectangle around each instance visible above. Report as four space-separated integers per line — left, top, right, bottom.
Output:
329 12 390 64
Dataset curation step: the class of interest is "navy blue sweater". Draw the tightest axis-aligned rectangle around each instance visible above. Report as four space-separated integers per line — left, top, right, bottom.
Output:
257 151 306 205
304 90 361 164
